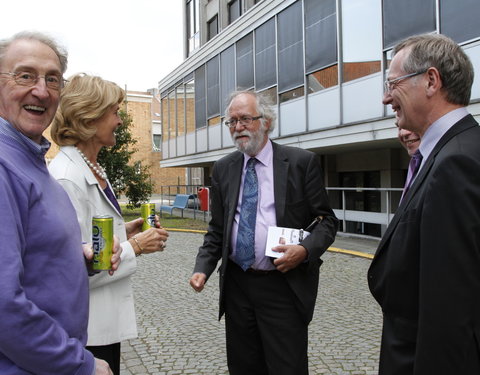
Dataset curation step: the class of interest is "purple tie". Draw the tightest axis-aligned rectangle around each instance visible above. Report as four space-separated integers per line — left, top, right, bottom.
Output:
403 150 423 196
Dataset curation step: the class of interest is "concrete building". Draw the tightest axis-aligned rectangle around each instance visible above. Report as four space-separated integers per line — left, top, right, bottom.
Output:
157 0 480 237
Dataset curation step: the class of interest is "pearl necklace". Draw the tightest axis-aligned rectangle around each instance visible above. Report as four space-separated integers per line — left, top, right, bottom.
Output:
74 146 108 180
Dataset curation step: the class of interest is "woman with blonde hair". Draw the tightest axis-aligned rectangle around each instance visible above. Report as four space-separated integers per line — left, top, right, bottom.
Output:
49 73 169 374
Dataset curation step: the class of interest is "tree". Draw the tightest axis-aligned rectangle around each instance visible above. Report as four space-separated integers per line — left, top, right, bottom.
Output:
98 109 153 208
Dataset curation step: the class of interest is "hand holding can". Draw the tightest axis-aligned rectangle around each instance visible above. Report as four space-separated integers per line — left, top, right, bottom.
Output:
92 215 114 271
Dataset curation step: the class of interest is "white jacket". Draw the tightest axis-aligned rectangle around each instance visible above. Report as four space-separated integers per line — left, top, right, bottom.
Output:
48 145 138 346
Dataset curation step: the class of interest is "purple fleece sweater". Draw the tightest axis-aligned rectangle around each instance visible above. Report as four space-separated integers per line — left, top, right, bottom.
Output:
0 123 94 374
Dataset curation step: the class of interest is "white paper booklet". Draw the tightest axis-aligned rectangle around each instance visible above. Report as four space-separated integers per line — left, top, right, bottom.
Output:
265 226 310 258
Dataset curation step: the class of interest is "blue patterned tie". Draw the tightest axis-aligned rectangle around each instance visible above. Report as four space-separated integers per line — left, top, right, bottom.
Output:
234 158 258 271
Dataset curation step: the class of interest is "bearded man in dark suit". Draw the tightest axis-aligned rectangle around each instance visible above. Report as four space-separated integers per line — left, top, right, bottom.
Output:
189 90 338 375
369 33 480 375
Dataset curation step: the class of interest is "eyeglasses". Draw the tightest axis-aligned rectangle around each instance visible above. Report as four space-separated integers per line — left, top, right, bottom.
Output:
224 115 263 128
384 69 427 93
0 71 67 90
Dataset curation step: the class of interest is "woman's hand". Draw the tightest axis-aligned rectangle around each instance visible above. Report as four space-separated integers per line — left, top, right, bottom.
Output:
126 214 162 239
125 217 144 239
82 235 122 276
130 227 169 255
108 235 122 276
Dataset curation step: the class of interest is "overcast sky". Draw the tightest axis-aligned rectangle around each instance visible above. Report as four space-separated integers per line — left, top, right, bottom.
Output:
2 1 184 92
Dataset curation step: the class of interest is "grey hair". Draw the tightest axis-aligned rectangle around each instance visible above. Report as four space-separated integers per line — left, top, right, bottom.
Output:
393 33 473 106
0 31 68 74
225 90 277 133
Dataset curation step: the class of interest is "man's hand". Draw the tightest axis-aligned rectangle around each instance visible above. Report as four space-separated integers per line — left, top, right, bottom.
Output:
190 272 207 292
272 244 308 273
94 358 113 375
83 242 97 276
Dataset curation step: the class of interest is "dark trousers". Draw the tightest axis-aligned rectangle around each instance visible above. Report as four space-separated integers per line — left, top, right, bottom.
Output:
86 342 121 375
225 260 309 375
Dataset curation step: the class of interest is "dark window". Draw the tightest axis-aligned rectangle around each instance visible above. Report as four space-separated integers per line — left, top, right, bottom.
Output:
259 86 278 105
277 1 304 93
220 46 235 115
207 15 218 41
279 87 304 103
206 56 220 118
236 33 254 90
440 0 480 43
228 0 242 24
194 65 206 129
153 135 162 152
304 0 337 74
340 171 381 237
383 0 435 49
307 65 338 92
255 17 277 91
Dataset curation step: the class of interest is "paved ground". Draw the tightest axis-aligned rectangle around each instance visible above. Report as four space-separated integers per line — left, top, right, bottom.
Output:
120 232 383 375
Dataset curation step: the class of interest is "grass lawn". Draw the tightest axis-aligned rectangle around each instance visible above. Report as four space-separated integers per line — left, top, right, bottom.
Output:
121 205 209 232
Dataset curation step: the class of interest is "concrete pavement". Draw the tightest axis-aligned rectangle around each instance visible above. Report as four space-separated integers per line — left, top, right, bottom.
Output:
120 232 382 375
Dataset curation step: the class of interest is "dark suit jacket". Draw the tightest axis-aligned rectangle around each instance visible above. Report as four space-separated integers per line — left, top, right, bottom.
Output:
368 114 480 375
193 141 338 323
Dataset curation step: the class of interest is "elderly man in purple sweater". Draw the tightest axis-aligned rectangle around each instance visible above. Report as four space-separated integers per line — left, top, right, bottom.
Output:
0 32 115 374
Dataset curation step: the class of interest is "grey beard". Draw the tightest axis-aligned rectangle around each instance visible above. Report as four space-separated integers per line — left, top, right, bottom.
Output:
232 123 266 156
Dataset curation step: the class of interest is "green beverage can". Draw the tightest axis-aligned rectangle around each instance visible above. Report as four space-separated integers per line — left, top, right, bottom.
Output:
141 203 156 231
92 215 114 270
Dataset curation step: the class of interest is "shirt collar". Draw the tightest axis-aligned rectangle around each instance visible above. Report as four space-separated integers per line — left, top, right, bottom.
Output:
419 107 469 163
243 139 273 168
0 116 50 158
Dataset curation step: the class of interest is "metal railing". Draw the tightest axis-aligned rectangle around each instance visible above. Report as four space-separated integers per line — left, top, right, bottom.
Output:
159 184 203 199
326 187 403 237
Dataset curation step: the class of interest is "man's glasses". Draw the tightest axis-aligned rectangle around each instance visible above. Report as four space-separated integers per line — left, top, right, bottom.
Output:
224 115 263 128
0 71 67 91
384 69 427 94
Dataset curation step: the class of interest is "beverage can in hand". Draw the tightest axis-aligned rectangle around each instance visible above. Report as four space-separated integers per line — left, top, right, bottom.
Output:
92 215 114 270
141 203 156 231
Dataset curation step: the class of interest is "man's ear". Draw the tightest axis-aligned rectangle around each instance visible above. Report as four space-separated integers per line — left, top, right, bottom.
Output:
425 67 442 97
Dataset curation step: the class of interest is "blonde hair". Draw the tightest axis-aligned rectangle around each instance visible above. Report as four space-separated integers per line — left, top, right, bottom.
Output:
51 73 125 146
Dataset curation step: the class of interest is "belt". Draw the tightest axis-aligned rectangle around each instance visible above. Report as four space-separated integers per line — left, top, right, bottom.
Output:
245 268 277 275
228 259 277 275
